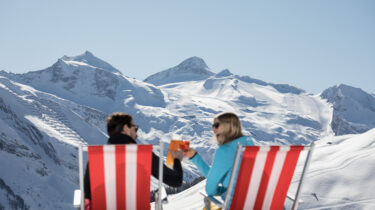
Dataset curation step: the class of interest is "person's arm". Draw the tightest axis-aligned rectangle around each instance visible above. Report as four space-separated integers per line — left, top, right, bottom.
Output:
204 148 229 196
190 152 210 177
151 152 183 187
189 149 227 196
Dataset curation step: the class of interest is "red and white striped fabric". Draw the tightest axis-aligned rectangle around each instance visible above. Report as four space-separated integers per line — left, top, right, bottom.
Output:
230 145 304 210
87 144 153 210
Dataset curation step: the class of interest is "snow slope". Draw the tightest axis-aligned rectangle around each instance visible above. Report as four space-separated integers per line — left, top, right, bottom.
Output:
0 76 107 209
161 129 375 210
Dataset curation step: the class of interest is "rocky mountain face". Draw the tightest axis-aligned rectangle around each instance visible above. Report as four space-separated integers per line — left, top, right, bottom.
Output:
0 52 374 209
321 84 375 135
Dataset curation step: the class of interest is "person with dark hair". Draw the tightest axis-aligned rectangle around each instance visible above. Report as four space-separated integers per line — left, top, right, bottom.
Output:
84 112 183 199
183 112 254 206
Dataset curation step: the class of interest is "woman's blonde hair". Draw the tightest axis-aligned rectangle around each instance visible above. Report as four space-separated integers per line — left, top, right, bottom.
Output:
215 112 243 145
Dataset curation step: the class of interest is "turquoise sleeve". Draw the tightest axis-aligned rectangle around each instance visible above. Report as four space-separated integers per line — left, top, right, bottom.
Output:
190 153 210 177
190 151 228 196
205 148 230 196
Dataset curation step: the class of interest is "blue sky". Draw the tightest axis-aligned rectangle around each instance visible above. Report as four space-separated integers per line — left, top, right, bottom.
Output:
1 0 374 94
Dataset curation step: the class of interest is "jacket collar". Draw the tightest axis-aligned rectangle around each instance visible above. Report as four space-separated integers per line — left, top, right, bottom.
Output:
107 133 136 144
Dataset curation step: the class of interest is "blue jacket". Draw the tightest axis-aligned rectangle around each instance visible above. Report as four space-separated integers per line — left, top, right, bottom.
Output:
190 136 254 200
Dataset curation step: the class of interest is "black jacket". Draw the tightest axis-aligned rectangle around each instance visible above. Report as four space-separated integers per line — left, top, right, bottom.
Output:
84 133 183 199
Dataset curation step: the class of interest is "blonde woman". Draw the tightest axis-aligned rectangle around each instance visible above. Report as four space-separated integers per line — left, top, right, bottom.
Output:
184 112 254 206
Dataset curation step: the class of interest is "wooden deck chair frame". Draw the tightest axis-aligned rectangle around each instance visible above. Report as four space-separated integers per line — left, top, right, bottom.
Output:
73 141 166 210
202 142 315 210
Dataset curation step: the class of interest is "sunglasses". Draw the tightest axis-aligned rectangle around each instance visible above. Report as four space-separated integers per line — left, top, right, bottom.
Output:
131 124 138 132
212 122 220 129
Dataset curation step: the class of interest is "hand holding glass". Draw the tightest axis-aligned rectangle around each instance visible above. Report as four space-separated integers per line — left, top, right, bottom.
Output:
166 140 190 167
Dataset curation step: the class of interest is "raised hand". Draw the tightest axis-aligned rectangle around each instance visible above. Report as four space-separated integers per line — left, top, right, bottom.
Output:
183 148 196 159
170 150 184 161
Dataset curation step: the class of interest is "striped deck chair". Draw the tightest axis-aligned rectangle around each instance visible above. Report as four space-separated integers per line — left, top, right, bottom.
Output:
73 142 165 210
203 143 315 210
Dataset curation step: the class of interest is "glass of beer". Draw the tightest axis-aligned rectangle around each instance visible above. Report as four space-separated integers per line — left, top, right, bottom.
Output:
166 140 180 167
179 141 190 152
166 140 190 167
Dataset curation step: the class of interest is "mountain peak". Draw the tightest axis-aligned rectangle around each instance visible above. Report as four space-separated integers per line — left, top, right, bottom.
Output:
144 56 214 86
216 69 233 77
84 50 94 56
61 51 121 74
177 56 209 70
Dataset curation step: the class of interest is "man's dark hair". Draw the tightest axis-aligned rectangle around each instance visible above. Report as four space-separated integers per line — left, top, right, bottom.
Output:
106 112 133 136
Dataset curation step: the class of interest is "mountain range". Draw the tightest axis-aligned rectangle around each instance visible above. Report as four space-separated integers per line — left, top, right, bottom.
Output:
0 51 374 209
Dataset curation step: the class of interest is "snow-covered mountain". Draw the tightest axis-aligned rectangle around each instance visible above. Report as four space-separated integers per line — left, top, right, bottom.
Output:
144 56 214 85
0 52 374 209
0 51 166 113
321 84 375 135
0 76 107 209
158 72 332 146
